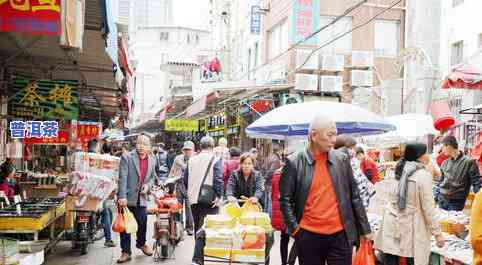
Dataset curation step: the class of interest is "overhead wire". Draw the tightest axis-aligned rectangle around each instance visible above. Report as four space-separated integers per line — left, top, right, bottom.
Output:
294 0 404 73
232 0 370 81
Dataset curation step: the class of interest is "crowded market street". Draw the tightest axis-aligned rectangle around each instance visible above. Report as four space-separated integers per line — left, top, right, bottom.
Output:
1 0 482 265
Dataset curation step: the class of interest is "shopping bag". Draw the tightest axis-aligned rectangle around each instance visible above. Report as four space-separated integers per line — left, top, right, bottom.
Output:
240 201 262 214
353 240 375 265
123 207 138 234
112 206 125 233
222 202 242 218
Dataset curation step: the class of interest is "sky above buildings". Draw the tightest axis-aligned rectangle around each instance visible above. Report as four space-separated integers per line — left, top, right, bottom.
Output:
173 0 210 30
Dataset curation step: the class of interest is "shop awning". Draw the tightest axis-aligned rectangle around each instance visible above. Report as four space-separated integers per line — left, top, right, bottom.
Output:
179 83 294 119
0 0 121 121
460 104 482 115
442 51 482 90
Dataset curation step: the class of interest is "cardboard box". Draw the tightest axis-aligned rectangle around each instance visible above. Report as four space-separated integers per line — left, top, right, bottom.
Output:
204 247 231 260
65 195 99 212
231 249 265 263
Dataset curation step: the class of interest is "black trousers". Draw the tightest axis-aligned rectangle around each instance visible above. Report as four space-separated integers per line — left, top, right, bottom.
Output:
191 203 219 234
383 254 414 265
119 206 147 255
280 231 298 265
295 229 352 265
191 203 219 264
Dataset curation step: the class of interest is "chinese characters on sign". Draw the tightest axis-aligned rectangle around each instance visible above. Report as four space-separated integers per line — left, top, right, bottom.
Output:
9 120 59 139
291 0 320 45
0 0 61 35
165 119 199 132
9 79 79 120
250 5 261 34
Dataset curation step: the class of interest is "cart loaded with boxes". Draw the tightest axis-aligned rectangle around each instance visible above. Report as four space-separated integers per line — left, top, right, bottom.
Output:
203 201 274 265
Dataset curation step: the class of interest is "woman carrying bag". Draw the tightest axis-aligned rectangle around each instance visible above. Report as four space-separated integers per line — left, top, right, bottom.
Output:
375 142 445 265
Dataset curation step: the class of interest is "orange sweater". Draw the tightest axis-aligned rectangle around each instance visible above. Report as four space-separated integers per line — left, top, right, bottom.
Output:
300 153 344 235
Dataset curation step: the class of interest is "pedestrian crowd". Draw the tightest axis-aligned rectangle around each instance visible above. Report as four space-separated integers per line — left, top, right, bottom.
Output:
78 113 482 265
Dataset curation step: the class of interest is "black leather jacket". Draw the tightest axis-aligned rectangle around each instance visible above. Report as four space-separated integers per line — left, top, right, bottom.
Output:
279 148 371 245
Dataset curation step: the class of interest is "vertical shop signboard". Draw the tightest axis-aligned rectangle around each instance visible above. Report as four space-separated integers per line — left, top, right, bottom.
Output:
8 79 79 120
291 0 320 45
0 0 61 35
250 5 261 34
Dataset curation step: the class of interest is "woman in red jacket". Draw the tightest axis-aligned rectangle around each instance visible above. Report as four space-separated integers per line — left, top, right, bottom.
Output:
272 167 297 265
0 163 15 198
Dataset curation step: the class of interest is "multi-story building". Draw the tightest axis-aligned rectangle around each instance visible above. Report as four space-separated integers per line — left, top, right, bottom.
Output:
395 0 441 116
229 0 263 81
259 0 406 113
440 0 482 122
132 26 210 125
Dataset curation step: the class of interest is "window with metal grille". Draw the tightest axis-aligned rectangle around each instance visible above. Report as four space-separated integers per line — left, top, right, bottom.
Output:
451 41 464 66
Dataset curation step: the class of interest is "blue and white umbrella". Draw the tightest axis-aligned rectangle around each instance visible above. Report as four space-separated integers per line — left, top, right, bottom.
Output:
246 101 396 140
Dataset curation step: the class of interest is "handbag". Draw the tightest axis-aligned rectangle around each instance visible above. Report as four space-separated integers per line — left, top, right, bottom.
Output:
197 156 217 208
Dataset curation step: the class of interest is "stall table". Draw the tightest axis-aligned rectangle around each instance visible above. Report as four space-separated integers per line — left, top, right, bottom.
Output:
0 200 66 253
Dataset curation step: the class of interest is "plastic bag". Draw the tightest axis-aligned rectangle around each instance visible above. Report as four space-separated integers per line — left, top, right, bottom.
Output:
123 207 138 234
353 240 375 265
222 202 241 218
112 206 125 233
240 201 262 215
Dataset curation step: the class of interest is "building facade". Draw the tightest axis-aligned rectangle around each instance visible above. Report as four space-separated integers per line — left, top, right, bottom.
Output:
440 0 482 122
132 26 210 125
260 0 406 113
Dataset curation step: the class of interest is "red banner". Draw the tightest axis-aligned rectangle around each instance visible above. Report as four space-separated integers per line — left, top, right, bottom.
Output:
24 129 69 145
0 0 61 35
77 124 100 143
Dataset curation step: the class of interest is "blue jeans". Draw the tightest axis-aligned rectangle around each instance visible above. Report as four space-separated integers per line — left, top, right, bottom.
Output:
101 206 113 242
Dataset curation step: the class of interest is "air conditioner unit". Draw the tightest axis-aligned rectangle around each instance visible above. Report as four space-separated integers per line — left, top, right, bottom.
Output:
295 74 318 91
321 54 344 71
351 51 374 67
296 49 318 70
280 93 303 105
320 76 343 92
351 70 373 87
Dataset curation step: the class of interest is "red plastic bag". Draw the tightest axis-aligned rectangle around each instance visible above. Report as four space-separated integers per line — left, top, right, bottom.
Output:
112 206 125 233
353 240 375 265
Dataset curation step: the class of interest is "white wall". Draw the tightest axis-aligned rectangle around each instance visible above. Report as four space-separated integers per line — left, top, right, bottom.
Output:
440 0 482 120
440 0 482 74
230 0 263 80
131 26 211 125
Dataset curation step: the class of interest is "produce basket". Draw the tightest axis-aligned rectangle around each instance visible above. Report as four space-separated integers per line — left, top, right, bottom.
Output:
440 220 467 235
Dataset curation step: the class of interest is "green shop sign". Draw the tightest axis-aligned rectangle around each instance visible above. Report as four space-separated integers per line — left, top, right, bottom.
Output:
8 79 79 120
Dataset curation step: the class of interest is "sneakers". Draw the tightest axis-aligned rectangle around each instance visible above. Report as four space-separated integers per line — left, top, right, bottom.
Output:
117 253 131 263
104 240 116 248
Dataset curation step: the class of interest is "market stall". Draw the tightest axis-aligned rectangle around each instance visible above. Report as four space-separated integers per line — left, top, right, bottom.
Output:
368 177 474 265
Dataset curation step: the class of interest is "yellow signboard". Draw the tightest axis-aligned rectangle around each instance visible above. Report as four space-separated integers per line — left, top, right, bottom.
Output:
165 119 199 132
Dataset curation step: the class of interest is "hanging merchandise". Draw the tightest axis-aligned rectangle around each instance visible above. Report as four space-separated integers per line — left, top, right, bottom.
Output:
6 140 22 158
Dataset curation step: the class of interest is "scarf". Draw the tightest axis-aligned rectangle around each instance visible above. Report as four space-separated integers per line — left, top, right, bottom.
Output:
397 161 423 210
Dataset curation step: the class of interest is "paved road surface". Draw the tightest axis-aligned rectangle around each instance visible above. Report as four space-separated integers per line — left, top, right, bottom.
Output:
45 215 288 265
